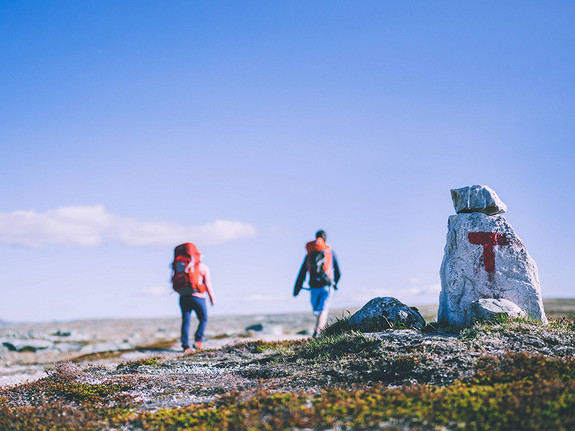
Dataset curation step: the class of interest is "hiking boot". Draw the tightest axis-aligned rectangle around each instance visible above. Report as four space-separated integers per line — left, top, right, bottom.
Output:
194 341 203 350
183 347 192 354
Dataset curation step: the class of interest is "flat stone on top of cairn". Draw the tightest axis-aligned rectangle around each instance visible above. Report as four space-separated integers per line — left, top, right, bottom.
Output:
451 184 507 215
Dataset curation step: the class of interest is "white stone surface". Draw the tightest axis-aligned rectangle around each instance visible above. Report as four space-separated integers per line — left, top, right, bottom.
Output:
438 212 547 327
467 298 527 325
451 185 507 215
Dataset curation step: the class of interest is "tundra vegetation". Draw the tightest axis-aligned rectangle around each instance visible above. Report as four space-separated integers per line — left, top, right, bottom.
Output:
1 316 575 430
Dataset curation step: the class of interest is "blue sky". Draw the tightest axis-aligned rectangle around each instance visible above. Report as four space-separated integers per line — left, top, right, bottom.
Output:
1 1 574 322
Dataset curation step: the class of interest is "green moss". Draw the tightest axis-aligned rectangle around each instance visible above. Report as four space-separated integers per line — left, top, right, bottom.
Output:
458 317 569 340
470 352 575 385
2 363 133 408
248 339 303 354
27 377 131 405
3 377 574 430
117 356 161 371
321 315 353 337
296 331 380 361
0 404 134 431
221 339 303 355
130 380 575 431
548 317 575 332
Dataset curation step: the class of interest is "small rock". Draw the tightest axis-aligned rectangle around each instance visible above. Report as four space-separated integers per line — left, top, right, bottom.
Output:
51 330 71 337
451 185 507 215
348 297 426 332
2 339 53 352
467 298 527 325
245 323 264 332
2 342 17 352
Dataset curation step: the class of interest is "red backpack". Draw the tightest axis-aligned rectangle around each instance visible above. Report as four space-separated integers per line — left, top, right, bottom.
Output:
306 237 334 287
171 243 206 293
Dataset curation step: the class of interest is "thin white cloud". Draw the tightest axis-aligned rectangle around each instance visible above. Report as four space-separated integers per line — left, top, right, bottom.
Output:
0 205 256 248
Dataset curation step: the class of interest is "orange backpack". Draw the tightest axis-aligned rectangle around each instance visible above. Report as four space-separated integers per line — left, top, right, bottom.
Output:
171 243 206 294
306 237 334 287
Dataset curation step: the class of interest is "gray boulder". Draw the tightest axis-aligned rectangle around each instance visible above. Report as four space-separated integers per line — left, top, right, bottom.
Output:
349 297 426 332
467 298 527 325
451 185 507 215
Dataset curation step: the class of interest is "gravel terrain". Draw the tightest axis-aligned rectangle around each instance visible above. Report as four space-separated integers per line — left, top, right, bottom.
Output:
0 308 363 387
1 300 574 412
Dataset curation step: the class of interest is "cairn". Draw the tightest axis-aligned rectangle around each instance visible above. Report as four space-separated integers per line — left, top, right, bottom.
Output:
438 185 547 327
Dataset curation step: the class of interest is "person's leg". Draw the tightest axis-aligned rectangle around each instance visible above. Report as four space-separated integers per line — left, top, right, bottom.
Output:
315 310 329 334
310 286 332 337
190 296 208 347
180 296 193 350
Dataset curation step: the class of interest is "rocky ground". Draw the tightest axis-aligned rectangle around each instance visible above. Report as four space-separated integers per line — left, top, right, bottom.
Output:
1 300 574 430
0 309 339 387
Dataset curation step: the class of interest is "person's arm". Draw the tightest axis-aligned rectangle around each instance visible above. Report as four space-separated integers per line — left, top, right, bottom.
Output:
294 257 307 296
202 264 215 305
332 253 341 289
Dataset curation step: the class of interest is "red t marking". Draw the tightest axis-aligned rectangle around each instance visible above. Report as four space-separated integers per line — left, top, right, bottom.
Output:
468 232 508 275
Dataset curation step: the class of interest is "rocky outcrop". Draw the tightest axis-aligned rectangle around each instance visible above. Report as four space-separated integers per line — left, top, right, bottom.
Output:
348 297 425 332
439 185 547 328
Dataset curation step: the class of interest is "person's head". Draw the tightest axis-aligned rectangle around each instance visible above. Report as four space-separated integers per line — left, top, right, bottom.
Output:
315 230 327 241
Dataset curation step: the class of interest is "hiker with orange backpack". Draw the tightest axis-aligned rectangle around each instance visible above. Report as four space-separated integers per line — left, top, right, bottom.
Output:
171 243 215 353
294 230 341 337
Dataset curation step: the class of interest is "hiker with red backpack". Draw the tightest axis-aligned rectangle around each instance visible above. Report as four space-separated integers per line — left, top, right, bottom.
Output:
171 243 215 353
294 230 341 337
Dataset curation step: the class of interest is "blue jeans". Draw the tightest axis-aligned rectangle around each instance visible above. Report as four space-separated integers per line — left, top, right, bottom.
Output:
180 295 208 348
310 286 332 316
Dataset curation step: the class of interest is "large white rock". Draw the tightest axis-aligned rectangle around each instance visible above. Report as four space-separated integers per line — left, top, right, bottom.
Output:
438 212 547 327
451 185 507 215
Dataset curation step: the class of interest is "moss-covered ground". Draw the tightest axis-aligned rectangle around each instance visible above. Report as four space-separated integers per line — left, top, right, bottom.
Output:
1 318 575 430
